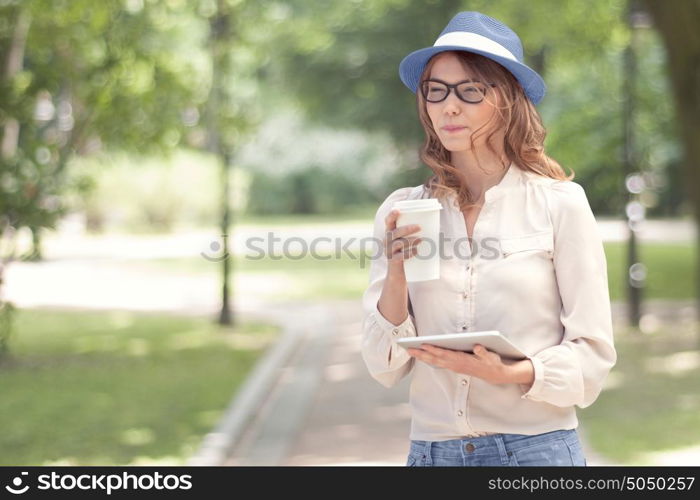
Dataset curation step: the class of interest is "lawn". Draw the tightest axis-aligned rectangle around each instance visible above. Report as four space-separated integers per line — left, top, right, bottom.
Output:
579 321 700 464
604 241 696 301
0 308 280 466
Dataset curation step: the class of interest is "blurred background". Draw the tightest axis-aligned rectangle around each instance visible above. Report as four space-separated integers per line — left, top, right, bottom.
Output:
0 0 698 466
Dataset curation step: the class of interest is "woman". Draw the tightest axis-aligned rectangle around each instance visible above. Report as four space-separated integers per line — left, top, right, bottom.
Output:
361 11 616 467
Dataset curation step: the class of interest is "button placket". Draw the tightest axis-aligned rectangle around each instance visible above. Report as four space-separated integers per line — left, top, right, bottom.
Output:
456 371 471 426
461 257 470 330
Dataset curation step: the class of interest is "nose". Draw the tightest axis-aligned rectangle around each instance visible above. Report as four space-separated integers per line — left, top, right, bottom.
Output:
442 90 462 115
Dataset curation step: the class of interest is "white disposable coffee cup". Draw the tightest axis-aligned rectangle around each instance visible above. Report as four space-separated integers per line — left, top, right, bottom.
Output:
391 198 443 282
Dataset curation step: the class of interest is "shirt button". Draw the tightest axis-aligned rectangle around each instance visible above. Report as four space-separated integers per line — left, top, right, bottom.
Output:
462 291 468 299
392 328 399 336
461 325 468 331
465 443 476 453
461 379 468 386
457 410 463 417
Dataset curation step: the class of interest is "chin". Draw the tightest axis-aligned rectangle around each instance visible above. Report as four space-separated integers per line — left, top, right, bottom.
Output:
441 142 472 152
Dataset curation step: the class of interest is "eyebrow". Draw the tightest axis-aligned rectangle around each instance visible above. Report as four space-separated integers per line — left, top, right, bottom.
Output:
426 77 481 84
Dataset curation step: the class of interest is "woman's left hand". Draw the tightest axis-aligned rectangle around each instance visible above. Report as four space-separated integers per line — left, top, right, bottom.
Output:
406 344 513 385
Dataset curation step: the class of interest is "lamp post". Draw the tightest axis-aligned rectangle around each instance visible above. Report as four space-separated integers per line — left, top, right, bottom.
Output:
622 0 652 329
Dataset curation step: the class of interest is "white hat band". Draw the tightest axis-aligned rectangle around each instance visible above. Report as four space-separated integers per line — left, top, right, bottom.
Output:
433 32 517 62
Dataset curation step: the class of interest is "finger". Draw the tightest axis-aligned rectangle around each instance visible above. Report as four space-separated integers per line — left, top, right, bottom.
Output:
421 344 444 354
393 224 423 239
388 240 421 261
384 209 400 231
420 344 450 363
401 246 420 260
390 235 422 255
408 349 428 362
414 351 439 366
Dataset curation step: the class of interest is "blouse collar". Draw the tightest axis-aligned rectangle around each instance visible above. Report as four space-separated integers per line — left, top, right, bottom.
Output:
443 161 523 206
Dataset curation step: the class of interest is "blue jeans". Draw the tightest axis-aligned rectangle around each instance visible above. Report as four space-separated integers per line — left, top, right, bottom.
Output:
406 429 587 466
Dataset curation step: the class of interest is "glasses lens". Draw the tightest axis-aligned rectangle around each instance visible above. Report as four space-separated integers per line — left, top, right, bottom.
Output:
458 82 487 103
422 81 448 102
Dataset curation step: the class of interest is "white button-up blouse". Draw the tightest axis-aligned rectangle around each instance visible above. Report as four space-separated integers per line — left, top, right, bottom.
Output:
361 163 617 441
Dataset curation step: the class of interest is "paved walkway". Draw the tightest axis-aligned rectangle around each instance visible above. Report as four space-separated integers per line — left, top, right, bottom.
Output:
224 299 414 466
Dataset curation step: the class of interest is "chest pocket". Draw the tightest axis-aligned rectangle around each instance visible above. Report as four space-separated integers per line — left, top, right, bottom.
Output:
499 230 554 258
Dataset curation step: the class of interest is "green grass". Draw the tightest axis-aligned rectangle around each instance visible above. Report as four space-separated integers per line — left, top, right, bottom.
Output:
140 251 373 300
579 322 700 464
139 241 697 302
604 242 696 301
0 308 280 466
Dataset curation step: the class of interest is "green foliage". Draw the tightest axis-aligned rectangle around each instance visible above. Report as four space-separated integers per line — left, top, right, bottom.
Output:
0 0 209 265
22 0 208 153
0 151 67 234
262 0 686 215
247 165 377 215
65 149 250 233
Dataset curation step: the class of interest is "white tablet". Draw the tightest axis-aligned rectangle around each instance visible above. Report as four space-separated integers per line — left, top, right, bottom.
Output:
396 330 527 360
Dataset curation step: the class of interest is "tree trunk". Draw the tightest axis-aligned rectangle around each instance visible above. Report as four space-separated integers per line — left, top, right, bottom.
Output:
1 8 30 159
207 0 235 326
642 0 700 322
0 7 31 357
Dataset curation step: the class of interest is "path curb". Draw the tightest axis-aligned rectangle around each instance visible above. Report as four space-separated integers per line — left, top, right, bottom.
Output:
187 309 309 466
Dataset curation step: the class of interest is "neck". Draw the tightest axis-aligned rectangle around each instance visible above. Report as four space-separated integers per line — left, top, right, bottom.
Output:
451 147 510 201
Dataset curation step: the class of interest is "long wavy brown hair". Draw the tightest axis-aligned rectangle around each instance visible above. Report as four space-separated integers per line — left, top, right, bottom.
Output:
417 50 574 211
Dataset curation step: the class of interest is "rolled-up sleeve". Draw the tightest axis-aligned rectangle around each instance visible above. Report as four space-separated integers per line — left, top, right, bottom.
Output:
520 181 617 408
361 187 418 388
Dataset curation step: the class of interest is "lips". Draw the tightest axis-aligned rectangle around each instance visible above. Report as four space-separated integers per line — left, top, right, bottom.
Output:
442 126 466 132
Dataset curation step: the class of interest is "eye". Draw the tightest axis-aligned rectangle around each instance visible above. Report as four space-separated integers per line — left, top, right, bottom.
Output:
461 84 484 92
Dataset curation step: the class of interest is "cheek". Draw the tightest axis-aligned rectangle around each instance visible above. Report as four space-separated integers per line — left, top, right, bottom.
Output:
476 105 498 124
426 107 439 127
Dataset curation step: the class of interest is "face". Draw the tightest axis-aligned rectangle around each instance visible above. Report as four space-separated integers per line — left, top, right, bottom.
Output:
424 52 502 152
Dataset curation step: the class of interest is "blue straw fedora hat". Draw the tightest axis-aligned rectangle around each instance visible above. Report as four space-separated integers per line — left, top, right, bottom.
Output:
399 11 546 104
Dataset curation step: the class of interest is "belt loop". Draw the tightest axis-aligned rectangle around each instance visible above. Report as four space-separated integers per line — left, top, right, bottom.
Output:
494 434 510 465
423 441 433 466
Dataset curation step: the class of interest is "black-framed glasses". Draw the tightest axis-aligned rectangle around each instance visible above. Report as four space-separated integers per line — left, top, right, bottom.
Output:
420 78 497 104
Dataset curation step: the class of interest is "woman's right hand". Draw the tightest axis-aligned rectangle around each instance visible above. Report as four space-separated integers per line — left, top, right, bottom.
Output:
383 209 422 274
